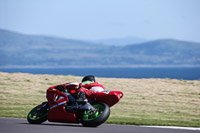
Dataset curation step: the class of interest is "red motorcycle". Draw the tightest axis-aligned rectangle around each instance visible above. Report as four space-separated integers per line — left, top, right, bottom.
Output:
27 89 123 127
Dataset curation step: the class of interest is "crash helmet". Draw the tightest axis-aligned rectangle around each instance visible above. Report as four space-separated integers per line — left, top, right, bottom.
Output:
82 75 95 83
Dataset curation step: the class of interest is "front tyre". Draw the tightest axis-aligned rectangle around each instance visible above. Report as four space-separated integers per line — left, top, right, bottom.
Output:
27 102 49 124
80 103 110 127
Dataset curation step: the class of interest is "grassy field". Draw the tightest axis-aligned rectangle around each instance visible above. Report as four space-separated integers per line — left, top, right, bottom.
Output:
0 72 200 127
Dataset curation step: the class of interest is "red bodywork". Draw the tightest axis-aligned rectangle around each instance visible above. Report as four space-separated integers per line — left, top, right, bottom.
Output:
46 89 123 123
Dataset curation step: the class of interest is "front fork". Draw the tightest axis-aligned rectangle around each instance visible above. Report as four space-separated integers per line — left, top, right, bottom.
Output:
37 102 49 113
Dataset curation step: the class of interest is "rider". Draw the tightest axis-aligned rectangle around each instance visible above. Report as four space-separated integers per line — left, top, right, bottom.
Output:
76 75 104 102
46 75 104 107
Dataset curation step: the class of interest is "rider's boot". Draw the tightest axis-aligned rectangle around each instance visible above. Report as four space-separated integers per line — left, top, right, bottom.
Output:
65 91 88 113
76 91 88 104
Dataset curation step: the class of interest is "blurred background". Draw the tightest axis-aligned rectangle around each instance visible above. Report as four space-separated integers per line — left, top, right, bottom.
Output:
0 0 200 80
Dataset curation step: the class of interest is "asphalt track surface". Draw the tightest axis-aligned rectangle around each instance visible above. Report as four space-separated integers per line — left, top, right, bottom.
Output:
0 117 199 133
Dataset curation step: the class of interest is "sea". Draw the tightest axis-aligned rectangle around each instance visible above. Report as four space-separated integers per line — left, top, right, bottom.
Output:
0 67 200 80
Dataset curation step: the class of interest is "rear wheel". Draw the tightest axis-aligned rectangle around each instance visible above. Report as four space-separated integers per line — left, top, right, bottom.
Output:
27 102 49 124
80 103 110 127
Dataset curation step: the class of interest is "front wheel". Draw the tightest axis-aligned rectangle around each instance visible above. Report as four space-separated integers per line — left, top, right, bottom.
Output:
80 103 110 127
27 102 49 124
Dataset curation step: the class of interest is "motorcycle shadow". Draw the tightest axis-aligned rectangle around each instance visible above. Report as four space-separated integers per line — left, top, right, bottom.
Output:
19 122 83 127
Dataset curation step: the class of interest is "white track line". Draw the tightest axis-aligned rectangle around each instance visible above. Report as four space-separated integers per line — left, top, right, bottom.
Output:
142 126 200 131
107 123 200 131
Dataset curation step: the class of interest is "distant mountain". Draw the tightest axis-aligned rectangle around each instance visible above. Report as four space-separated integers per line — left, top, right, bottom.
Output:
121 39 200 65
0 29 200 67
0 29 111 67
91 36 148 46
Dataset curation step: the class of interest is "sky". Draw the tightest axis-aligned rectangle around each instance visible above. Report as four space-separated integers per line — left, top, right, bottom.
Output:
0 0 200 42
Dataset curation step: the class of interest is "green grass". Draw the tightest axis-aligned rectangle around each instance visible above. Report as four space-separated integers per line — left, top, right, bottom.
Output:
0 82 7 85
24 79 31 82
107 116 200 127
0 72 200 127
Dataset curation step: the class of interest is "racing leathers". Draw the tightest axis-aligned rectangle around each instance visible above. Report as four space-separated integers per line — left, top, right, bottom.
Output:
46 81 105 102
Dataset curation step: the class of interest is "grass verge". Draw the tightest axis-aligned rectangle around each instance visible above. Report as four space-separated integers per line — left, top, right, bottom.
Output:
0 72 199 127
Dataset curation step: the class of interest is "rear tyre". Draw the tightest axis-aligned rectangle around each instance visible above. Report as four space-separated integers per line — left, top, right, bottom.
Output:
27 102 49 124
80 103 110 127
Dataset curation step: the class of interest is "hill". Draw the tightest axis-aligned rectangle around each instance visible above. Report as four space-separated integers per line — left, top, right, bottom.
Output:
91 36 148 46
0 29 200 67
122 39 200 65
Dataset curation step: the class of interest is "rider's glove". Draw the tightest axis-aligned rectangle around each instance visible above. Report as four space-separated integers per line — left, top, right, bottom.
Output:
55 85 65 92
75 84 81 90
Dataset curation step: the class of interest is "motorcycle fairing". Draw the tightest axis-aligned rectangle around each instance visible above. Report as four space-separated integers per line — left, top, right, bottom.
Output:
89 91 123 107
46 90 123 123
46 90 79 123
